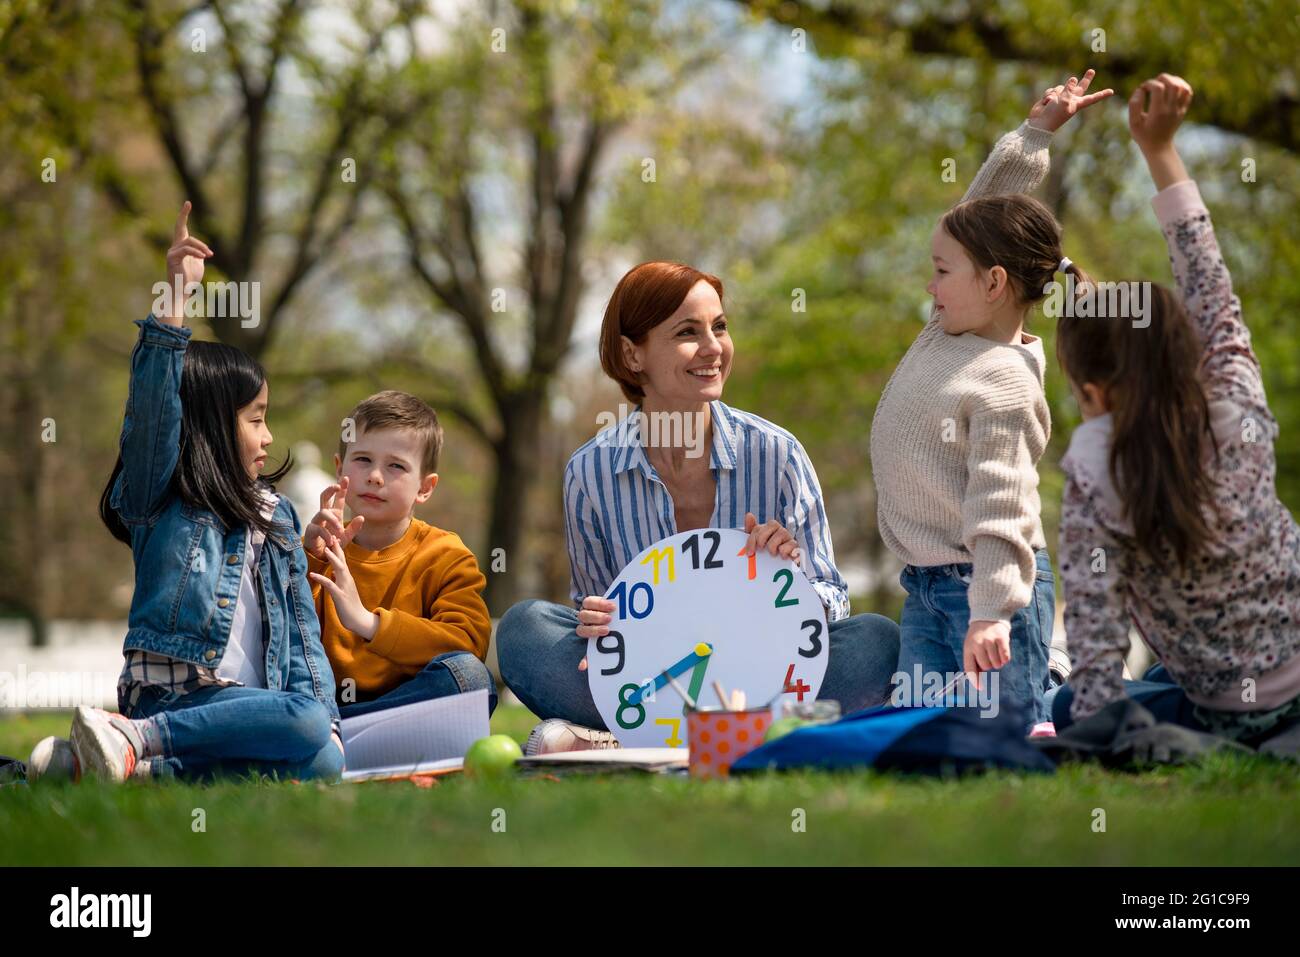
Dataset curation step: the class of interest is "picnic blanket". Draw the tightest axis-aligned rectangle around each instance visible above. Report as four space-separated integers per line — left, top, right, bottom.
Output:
1032 698 1252 766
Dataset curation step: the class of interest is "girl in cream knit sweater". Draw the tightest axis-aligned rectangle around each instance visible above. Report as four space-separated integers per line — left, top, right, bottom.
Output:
871 70 1113 729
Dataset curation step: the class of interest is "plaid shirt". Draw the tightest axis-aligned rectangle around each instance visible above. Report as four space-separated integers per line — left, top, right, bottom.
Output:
116 559 343 739
117 651 241 713
116 497 342 740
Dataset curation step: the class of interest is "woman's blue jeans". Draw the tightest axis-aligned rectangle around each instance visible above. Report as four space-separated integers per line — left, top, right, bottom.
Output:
897 548 1055 731
495 599 902 728
126 684 343 783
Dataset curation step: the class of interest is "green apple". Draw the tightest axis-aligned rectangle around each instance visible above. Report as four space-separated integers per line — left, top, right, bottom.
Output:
464 734 523 778
764 716 809 743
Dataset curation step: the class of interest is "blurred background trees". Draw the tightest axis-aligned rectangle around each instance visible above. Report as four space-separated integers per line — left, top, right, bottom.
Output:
2 0 1296 637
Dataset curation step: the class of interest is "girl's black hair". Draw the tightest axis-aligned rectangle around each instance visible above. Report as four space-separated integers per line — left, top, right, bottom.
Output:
99 340 294 544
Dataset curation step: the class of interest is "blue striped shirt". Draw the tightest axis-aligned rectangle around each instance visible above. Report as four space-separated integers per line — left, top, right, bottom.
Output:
563 401 850 620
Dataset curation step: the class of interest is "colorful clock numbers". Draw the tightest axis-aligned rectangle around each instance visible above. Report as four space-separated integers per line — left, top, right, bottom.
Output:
587 527 829 748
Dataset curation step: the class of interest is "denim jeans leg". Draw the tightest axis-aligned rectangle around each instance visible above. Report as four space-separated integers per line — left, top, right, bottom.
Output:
126 684 339 782
996 553 1054 727
1142 662 1175 684
1051 677 1209 733
817 613 902 713
339 652 498 720
896 568 963 694
148 740 345 783
496 599 606 729
897 553 1053 731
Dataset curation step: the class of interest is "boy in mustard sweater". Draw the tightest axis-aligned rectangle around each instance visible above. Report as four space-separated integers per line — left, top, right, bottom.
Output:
304 390 496 717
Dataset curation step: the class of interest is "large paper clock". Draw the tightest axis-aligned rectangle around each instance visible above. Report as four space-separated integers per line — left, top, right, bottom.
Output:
587 527 829 748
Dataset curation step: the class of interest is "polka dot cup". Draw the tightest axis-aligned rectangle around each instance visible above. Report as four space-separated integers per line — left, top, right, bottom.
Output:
686 708 772 779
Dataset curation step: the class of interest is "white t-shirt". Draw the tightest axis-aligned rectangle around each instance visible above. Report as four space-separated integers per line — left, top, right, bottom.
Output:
215 493 277 688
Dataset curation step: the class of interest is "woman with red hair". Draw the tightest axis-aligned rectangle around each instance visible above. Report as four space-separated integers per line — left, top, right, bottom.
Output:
497 260 901 754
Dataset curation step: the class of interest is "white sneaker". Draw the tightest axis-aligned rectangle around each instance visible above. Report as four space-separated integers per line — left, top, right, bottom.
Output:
69 706 144 782
524 719 620 757
28 736 80 783
1049 644 1072 686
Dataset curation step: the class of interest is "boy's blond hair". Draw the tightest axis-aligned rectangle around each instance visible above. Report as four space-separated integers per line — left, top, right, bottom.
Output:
340 391 443 473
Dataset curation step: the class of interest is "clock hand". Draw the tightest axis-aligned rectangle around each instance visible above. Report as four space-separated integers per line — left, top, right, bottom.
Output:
683 652 711 716
628 642 713 706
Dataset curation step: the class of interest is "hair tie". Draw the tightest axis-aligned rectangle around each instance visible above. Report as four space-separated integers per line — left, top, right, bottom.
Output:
1058 256 1073 274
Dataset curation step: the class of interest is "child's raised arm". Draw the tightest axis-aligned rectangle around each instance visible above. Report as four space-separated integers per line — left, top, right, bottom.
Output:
961 68 1113 204
1131 75 1267 411
112 203 214 523
1128 74 1192 191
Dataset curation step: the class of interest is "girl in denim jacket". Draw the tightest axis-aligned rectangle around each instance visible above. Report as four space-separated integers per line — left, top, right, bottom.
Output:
31 203 343 783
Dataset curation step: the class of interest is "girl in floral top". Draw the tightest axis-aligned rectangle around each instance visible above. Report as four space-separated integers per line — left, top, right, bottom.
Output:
1052 74 1300 744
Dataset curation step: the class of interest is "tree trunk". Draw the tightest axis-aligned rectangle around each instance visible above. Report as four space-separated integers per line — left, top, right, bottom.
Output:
482 393 547 616
5 292 53 647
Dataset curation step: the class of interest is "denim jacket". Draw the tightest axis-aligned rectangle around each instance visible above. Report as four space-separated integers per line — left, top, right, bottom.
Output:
108 315 339 721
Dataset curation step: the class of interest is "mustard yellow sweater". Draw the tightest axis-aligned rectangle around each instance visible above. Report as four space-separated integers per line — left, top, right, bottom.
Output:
308 519 491 699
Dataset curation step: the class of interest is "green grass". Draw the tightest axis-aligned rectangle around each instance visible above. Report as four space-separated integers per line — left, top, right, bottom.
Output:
3 708 1298 866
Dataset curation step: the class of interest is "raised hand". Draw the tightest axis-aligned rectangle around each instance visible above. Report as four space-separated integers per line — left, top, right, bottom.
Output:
1128 73 1193 154
1027 68 1114 133
159 201 212 325
308 537 379 640
303 477 365 559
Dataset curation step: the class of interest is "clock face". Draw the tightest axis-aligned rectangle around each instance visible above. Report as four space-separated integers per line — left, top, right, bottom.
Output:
587 528 829 748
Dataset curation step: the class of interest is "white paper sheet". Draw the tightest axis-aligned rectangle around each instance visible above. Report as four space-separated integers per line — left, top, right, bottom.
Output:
339 688 489 779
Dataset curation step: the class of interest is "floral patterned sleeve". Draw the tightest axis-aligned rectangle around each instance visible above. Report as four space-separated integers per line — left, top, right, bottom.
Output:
1154 180 1270 419
1059 475 1131 721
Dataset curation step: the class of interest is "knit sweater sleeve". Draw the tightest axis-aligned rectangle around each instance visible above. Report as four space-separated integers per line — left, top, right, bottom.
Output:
961 366 1050 623
960 121 1055 204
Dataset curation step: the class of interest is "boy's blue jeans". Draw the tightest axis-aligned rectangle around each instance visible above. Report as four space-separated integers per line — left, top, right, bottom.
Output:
127 684 344 783
496 599 902 728
897 548 1055 730
337 651 497 719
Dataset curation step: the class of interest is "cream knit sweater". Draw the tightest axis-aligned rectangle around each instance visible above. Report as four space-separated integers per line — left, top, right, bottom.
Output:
870 121 1053 624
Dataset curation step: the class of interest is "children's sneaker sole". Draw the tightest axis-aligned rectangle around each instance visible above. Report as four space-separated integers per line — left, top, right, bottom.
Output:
28 736 80 783
69 706 133 782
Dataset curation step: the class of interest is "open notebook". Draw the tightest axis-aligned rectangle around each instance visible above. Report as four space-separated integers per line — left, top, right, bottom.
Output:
517 748 688 774
339 688 490 782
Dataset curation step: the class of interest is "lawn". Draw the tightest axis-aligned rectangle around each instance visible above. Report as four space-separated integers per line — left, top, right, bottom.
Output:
2 707 1298 866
